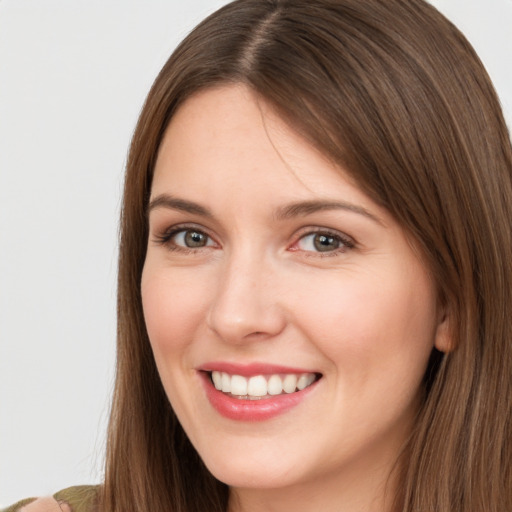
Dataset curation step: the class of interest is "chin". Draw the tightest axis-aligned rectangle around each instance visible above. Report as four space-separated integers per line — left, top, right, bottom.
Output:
199 448 304 489
209 465 298 490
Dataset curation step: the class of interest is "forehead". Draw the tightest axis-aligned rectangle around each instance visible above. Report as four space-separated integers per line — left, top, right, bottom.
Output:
152 85 381 217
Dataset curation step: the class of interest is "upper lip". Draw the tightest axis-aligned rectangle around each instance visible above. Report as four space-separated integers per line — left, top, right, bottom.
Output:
197 361 320 377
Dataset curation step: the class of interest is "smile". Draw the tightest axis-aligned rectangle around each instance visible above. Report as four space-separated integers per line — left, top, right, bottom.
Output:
199 365 322 421
210 371 318 399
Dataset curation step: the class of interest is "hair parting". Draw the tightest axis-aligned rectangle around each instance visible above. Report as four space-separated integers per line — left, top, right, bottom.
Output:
100 1 512 511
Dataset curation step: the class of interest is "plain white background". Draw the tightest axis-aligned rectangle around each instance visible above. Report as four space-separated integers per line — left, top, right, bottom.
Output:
0 0 511 505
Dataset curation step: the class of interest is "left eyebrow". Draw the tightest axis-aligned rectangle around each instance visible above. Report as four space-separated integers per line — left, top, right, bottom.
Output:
274 200 383 225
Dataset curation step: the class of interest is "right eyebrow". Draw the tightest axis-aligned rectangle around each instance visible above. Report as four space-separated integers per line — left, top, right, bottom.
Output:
147 194 213 218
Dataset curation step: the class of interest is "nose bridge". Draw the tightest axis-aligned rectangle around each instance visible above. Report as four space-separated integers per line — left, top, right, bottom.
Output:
206 245 285 343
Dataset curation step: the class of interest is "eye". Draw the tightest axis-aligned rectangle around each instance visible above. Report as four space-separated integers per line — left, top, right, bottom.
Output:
173 229 212 248
293 230 354 254
154 226 216 251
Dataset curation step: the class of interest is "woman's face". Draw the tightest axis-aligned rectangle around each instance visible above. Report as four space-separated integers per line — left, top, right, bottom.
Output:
142 85 449 498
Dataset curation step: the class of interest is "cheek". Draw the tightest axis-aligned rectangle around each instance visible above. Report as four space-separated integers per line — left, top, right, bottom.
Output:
289 266 438 378
141 267 210 356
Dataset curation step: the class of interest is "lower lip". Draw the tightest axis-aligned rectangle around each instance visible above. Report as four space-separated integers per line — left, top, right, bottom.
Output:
200 372 318 421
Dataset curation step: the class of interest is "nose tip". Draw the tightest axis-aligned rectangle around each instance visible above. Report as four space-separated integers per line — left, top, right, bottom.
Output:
206 265 286 344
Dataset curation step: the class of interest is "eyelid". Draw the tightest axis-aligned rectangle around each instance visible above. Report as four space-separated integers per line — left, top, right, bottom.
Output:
151 222 355 256
152 223 219 250
288 226 356 255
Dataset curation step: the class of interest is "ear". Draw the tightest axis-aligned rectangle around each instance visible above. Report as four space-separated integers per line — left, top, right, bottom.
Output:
433 306 454 353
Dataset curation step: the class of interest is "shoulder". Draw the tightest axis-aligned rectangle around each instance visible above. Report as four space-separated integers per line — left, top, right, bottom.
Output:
1 486 100 512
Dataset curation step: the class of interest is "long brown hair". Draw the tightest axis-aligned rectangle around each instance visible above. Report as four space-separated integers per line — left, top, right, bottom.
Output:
100 1 512 511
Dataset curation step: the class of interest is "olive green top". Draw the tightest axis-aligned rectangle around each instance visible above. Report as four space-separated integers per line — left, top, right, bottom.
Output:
1 486 99 512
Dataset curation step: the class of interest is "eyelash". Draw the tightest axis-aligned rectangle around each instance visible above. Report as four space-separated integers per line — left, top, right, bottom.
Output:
153 224 216 254
290 228 355 257
153 225 355 257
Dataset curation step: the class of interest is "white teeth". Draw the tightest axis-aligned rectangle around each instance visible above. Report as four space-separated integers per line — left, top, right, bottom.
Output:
212 371 222 390
231 375 248 396
267 374 283 395
210 371 317 398
247 375 267 397
283 374 298 393
221 372 231 393
297 373 315 390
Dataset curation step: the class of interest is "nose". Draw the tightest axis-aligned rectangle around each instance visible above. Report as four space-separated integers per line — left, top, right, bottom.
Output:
206 254 286 344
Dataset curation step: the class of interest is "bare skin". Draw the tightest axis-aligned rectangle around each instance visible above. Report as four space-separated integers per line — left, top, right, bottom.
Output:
142 84 450 512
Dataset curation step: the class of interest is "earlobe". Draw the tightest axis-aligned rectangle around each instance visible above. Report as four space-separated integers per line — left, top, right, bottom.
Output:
434 309 454 353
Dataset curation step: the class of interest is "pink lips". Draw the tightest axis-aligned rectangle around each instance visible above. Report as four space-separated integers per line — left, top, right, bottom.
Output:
198 362 320 422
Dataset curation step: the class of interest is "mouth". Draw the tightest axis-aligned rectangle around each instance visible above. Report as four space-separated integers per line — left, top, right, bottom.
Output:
208 370 321 400
198 362 322 421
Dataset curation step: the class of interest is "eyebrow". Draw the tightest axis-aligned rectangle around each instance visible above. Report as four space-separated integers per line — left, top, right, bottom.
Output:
147 194 213 218
275 200 383 224
147 194 382 225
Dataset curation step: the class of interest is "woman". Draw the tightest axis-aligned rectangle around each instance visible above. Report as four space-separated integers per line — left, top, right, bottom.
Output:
7 0 512 511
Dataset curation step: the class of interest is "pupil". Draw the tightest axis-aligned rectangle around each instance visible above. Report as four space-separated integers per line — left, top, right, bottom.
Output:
185 231 206 247
314 234 338 252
